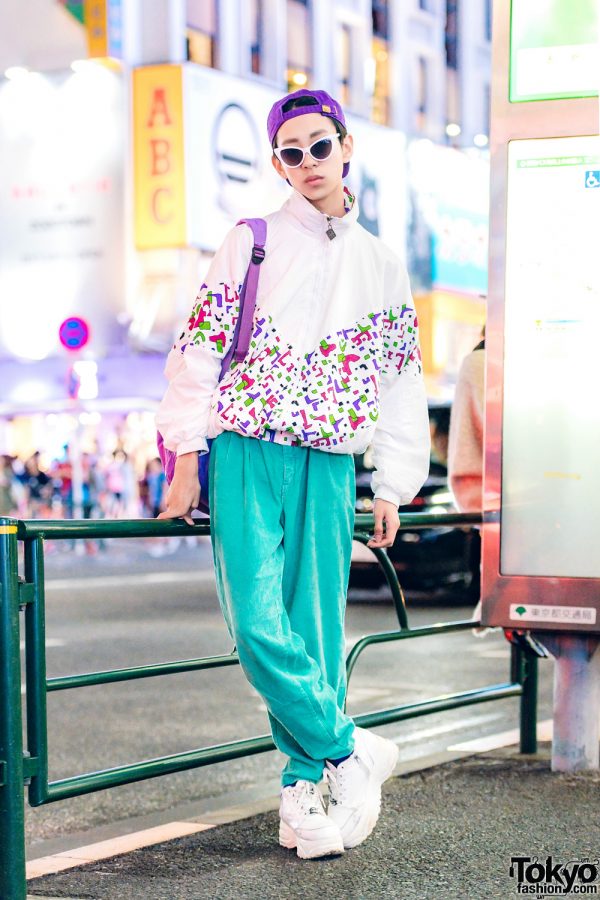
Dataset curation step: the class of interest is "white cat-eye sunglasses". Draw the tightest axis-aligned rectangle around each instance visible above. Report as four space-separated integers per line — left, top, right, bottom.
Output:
273 135 342 168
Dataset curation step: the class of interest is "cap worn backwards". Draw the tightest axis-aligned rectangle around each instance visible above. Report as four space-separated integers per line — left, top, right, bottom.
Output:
267 88 350 178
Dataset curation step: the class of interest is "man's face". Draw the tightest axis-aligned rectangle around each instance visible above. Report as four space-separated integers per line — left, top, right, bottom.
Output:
271 112 353 202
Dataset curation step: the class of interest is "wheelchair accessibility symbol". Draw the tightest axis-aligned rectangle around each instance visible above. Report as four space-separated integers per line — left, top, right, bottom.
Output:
585 170 600 188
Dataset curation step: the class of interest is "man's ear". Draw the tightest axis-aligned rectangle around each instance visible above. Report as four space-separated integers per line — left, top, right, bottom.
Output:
342 133 354 166
271 153 286 180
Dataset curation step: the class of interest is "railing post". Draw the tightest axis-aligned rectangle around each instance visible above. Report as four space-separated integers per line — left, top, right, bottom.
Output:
0 519 27 900
519 647 538 754
24 537 49 806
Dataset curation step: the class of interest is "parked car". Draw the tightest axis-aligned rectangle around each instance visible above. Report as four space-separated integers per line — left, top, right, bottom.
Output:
350 400 480 600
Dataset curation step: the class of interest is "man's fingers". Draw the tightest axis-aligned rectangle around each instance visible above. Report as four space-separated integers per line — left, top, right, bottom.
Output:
157 509 181 520
386 519 400 544
157 510 196 525
157 506 195 523
368 511 385 547
157 481 200 522
368 507 401 548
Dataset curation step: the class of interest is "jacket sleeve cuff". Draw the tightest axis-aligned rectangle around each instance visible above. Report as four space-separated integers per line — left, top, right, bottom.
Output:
176 438 209 456
373 486 403 507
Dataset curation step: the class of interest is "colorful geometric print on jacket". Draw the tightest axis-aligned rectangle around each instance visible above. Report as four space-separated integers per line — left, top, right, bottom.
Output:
182 281 241 356
177 280 421 450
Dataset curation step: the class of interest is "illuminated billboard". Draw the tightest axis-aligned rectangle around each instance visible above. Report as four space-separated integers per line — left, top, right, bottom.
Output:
501 134 600 579
0 66 125 360
510 0 599 102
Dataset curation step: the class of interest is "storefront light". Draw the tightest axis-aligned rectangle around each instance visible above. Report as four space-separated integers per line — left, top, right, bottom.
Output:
12 379 51 405
291 71 308 86
79 411 101 425
4 66 29 80
473 133 489 147
71 59 95 74
73 361 99 401
446 123 461 138
0 70 54 141
363 57 376 93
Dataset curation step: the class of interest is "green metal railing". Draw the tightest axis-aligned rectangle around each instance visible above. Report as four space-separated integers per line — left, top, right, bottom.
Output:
0 512 538 899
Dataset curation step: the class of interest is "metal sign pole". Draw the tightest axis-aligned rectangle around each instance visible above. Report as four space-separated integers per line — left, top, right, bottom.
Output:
541 634 600 771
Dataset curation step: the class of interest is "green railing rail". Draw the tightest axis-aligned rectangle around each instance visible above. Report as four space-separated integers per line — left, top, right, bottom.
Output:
0 511 539 900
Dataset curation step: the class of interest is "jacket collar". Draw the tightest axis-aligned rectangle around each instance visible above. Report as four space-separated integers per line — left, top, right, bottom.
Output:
283 185 359 237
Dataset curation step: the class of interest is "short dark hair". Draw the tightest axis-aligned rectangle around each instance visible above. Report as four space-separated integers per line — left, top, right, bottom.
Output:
272 96 348 148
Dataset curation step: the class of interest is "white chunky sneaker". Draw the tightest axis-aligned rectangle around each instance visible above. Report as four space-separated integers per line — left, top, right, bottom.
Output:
279 780 345 859
324 727 399 849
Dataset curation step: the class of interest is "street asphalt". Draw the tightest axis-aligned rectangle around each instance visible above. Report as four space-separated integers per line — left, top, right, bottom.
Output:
26 743 600 900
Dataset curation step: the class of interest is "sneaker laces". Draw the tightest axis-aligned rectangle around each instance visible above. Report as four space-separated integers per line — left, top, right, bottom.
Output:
325 768 340 805
325 756 355 806
287 780 323 815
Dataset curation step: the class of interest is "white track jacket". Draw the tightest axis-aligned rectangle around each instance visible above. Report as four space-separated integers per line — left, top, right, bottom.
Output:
156 187 430 506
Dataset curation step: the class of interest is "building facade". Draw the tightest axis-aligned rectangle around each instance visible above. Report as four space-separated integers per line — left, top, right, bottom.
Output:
156 0 492 147
0 0 491 145
0 0 489 466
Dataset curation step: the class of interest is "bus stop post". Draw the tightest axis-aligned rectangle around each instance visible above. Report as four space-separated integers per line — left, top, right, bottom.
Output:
540 633 600 772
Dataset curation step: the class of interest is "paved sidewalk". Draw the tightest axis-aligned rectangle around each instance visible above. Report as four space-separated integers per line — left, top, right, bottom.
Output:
27 744 599 900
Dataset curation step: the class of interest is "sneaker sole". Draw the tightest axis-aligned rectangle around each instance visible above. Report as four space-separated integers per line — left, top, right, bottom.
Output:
340 738 399 850
279 821 345 859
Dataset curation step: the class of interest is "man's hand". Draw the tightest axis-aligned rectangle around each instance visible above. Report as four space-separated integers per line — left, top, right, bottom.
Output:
367 499 400 549
157 452 200 526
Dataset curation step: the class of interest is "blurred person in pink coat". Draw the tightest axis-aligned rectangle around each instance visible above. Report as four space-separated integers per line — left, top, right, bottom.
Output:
448 332 487 629
447 333 485 513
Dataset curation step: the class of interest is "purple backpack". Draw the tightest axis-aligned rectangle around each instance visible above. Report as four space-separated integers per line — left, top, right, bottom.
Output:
157 217 267 515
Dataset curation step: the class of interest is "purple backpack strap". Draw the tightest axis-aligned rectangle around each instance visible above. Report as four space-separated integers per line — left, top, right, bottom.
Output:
219 217 266 376
234 218 267 361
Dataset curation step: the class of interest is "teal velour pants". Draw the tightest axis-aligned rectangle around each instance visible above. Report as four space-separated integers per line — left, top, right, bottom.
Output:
208 430 357 785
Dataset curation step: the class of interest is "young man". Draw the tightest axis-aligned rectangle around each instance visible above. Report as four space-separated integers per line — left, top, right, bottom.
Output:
157 89 430 859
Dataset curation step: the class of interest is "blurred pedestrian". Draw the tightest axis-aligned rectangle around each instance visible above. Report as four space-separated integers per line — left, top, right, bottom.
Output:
20 452 52 518
448 330 488 629
143 457 166 518
105 449 137 517
50 448 73 518
0 455 17 515
80 453 100 519
10 458 27 516
157 89 430 858
447 332 485 512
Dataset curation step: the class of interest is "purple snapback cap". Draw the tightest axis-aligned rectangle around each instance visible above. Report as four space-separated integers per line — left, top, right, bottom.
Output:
267 88 350 178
